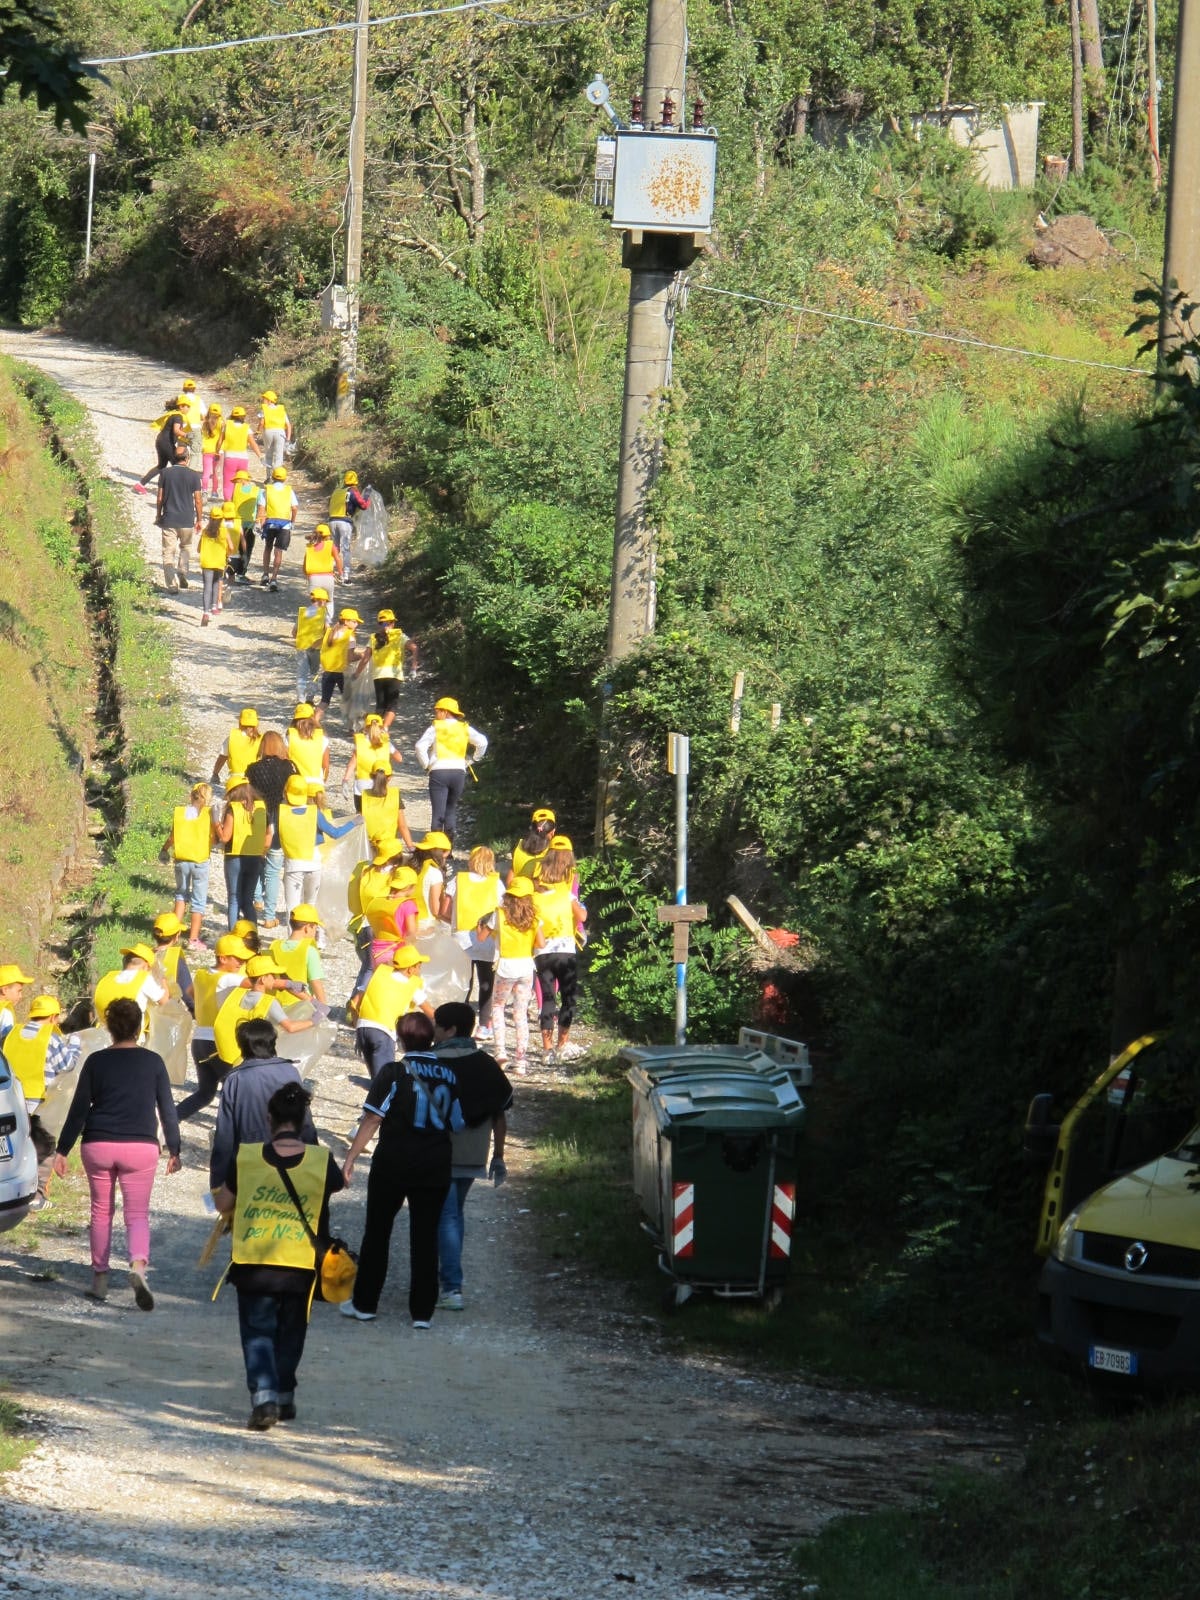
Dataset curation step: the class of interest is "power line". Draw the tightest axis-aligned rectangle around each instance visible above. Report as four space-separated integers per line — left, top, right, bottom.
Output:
690 283 1153 379
83 0 513 67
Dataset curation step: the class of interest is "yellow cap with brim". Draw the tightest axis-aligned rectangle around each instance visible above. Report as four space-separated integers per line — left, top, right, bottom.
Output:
216 934 254 960
377 609 396 624
153 912 186 937
311 588 330 601
233 920 258 940
120 943 158 965
290 903 323 926
505 880 534 898
220 501 236 517
392 945 430 968
284 776 309 804
389 867 418 889
234 469 251 481
293 704 315 720
262 390 278 402
434 697 462 716
364 713 383 727
271 466 288 481
183 379 197 390
339 609 362 624
239 709 258 727
372 844 405 865
230 406 246 418
0 965 35 986
314 523 331 538
226 772 249 788
549 834 573 852
417 831 451 851
246 955 285 979
28 995 62 1020
344 471 358 485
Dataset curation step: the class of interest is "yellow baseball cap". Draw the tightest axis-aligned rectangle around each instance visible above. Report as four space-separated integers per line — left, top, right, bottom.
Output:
311 588 330 601
182 378 197 390
271 466 288 481
246 955 285 979
290 904 323 926
261 389 278 402
225 772 248 788
234 469 251 481
505 879 534 898
389 866 418 890
284 775 310 804
230 406 246 418
417 831 451 851
120 943 158 965
153 912 186 938
210 402 223 414
392 945 430 969
216 934 254 960
313 523 331 538
293 703 315 719
344 471 358 485
339 608 362 624
0 965 34 986
549 834 573 851
220 500 236 517
532 807 556 823
364 713 383 727
233 920 259 940
28 995 62 1020
372 843 405 864
239 708 258 727
377 609 396 624
434 697 462 716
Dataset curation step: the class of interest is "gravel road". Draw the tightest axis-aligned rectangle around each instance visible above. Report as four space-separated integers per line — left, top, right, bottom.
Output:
0 330 1013 1600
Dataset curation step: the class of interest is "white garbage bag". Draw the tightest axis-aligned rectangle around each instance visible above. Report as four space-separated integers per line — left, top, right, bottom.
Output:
355 488 389 569
272 996 338 1075
148 998 194 1086
37 1026 108 1138
315 819 368 940
413 927 472 1007
346 659 375 723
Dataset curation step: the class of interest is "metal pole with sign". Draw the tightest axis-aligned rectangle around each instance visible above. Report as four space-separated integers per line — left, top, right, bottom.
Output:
84 151 97 274
656 733 708 1044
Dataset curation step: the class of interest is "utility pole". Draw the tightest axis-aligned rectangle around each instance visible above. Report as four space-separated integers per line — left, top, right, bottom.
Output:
335 0 369 418
1068 0 1085 173
1147 0 1161 193
606 0 690 663
1159 0 1200 371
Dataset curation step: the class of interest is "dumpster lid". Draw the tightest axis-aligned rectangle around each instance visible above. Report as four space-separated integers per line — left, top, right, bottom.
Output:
631 1065 805 1129
619 1044 778 1079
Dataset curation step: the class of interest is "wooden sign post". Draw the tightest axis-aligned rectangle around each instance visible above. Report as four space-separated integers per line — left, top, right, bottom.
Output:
656 902 709 962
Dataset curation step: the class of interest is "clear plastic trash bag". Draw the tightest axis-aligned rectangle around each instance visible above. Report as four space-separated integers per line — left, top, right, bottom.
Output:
37 1026 108 1138
346 659 375 723
413 927 472 1007
271 996 338 1075
148 998 194 1087
315 819 369 940
355 488 389 569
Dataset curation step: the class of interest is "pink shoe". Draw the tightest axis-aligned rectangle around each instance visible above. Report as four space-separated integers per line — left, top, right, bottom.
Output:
132 483 148 496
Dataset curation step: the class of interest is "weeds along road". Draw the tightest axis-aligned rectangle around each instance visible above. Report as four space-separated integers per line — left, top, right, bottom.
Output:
0 329 1013 1600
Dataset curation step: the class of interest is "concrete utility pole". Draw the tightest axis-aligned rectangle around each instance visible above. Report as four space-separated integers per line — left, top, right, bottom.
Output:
606 0 690 663
335 0 369 418
1159 0 1200 372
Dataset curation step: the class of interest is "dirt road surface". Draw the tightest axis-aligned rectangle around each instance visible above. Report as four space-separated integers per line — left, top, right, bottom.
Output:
0 330 1012 1600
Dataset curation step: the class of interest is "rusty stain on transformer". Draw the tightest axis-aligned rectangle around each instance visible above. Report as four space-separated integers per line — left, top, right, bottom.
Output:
644 152 706 217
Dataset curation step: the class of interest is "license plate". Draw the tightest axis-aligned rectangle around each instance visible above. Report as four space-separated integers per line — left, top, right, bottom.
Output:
0 1134 11 1160
1089 1344 1138 1376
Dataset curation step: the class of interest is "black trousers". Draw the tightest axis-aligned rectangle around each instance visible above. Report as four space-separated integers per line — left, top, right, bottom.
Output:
428 768 466 842
353 1156 449 1322
535 951 578 1032
140 438 174 487
177 1042 229 1120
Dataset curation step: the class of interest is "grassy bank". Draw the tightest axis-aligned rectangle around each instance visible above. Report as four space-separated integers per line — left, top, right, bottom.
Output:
0 1389 34 1476
8 363 184 982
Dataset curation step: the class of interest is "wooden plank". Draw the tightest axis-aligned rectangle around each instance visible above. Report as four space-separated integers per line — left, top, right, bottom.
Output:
656 903 708 923
672 924 691 962
726 893 777 955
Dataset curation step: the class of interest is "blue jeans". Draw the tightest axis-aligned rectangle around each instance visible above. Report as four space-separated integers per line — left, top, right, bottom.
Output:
174 859 210 916
330 518 352 581
259 845 284 920
296 645 321 702
437 1176 474 1294
236 1288 308 1405
224 854 262 929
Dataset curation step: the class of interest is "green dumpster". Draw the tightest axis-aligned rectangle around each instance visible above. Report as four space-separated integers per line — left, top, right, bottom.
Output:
626 1060 806 1305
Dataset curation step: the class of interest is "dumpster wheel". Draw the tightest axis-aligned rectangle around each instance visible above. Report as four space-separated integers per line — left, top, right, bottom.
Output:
663 1283 694 1313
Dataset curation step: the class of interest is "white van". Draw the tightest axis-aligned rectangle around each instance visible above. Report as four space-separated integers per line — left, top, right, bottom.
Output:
0 1047 39 1232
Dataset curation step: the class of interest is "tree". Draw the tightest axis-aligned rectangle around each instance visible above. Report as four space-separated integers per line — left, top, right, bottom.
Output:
0 0 99 132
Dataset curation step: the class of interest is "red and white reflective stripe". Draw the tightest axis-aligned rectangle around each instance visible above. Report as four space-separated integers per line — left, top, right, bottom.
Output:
672 1181 695 1258
770 1182 796 1258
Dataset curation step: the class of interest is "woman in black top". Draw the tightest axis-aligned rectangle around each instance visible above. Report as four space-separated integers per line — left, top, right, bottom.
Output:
54 997 181 1308
246 729 299 929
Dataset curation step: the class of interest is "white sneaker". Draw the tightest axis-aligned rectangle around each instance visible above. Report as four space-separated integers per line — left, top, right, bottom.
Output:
339 1301 376 1321
437 1291 464 1311
558 1042 589 1062
412 1319 432 1329
543 1048 556 1067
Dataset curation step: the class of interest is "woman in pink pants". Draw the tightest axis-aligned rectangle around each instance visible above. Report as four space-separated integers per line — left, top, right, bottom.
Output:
53 997 181 1307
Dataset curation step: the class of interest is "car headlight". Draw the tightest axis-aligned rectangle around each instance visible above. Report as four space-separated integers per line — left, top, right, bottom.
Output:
1052 1209 1084 1263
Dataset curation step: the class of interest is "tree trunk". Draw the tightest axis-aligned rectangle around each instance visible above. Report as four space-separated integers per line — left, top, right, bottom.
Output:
1080 0 1106 139
461 69 486 247
1069 0 1086 173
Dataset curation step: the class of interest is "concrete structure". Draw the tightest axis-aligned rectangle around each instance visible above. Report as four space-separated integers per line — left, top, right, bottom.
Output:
807 101 1043 191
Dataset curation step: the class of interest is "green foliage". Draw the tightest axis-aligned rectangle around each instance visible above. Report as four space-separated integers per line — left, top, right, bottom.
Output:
0 0 99 133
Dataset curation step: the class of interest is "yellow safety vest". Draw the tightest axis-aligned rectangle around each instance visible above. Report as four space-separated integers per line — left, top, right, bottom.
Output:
201 422 223 452
372 629 406 679
232 481 258 525
356 863 394 915
304 540 337 577
5 1022 54 1101
173 806 212 864
296 604 326 651
416 859 442 921
354 733 391 781
263 482 294 522
498 908 536 961
512 842 547 881
535 881 576 944
358 968 423 1033
227 726 262 774
328 485 349 518
261 401 288 431
93 967 151 1027
287 728 327 783
320 627 353 673
366 892 415 940
222 420 250 452
455 871 501 933
361 789 401 850
231 1143 325 1272
277 804 319 862
213 986 275 1066
159 944 183 994
229 801 268 857
433 719 470 761
199 525 232 571
179 395 204 429
193 969 222 1029
271 938 316 985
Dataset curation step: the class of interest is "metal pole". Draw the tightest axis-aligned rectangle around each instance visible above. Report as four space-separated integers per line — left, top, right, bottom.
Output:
673 732 689 1045
1159 0 1200 373
335 0 369 418
84 151 96 274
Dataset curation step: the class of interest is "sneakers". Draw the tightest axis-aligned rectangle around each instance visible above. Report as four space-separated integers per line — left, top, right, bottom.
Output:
178 574 190 590
412 1319 432 1330
558 1042 589 1062
188 938 209 953
132 483 148 496
515 1057 528 1075
28 1190 52 1213
278 1401 297 1421
339 1301 376 1321
130 1269 154 1311
269 581 278 592
85 1271 108 1302
474 1025 494 1042
437 1291 464 1312
542 1048 556 1068
201 613 211 627
261 574 271 586
248 1402 279 1431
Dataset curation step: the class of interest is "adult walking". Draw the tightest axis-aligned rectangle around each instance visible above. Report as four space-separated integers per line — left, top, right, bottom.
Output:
218 774 271 929
533 835 588 1065
369 609 418 728
133 396 187 495
214 1080 343 1430
155 444 203 593
414 697 488 846
257 389 292 471
328 469 370 585
207 1018 317 1191
246 729 299 929
257 467 299 591
339 1012 466 1327
432 1002 512 1312
53 997 181 1307
219 405 262 502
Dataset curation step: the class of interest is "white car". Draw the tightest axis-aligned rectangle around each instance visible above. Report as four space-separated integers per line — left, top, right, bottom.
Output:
0 1048 38 1232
